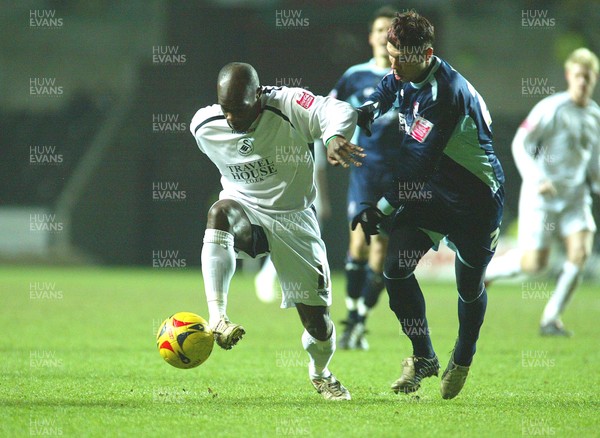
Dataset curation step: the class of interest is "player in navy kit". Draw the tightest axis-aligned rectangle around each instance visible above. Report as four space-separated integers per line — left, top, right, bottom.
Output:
352 11 504 399
331 6 401 350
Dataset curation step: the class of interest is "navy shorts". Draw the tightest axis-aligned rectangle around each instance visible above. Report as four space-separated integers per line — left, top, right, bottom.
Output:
392 185 504 269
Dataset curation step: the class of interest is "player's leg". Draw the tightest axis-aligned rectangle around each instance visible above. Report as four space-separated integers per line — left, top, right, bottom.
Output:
439 186 503 399
385 224 440 394
296 303 349 400
340 168 371 349
202 199 255 349
297 303 334 377
520 248 551 275
340 223 369 349
350 233 387 350
268 208 350 400
453 258 489 367
438 256 488 400
540 228 594 336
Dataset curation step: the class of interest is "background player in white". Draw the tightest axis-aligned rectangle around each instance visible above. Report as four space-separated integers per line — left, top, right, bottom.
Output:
485 48 600 336
190 62 363 400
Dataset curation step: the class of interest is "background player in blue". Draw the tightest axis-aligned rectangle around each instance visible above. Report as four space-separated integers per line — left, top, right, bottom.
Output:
331 6 401 351
352 11 504 399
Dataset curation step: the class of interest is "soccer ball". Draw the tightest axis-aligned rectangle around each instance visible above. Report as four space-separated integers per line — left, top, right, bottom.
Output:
156 312 214 369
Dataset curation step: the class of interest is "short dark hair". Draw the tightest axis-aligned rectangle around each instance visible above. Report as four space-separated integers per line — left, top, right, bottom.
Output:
369 6 397 32
387 11 434 50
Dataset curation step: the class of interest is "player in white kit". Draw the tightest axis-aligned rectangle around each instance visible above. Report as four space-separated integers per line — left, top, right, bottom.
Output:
190 62 363 399
485 48 600 336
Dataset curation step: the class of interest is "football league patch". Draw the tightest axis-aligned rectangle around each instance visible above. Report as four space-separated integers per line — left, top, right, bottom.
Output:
296 91 315 109
410 116 434 143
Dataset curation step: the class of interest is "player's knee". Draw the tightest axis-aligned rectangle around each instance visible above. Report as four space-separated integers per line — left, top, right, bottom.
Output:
383 255 415 280
455 260 486 302
206 201 234 231
521 258 547 275
568 248 589 268
207 199 250 233
457 282 484 303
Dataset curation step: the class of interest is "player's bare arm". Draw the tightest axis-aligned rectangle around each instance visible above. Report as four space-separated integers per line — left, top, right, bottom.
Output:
326 135 365 168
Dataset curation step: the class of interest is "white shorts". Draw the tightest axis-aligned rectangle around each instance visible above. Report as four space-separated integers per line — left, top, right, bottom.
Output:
230 200 332 309
518 201 596 250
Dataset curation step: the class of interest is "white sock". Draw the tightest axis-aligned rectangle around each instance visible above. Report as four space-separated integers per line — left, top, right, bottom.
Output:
201 229 235 326
541 261 582 325
302 325 336 379
357 297 369 320
485 249 522 282
345 297 358 311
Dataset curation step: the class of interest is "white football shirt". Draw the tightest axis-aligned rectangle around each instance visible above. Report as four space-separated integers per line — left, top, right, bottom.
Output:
190 87 357 214
512 91 600 210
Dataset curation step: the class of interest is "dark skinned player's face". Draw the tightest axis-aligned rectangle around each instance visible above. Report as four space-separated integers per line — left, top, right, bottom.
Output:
218 85 261 132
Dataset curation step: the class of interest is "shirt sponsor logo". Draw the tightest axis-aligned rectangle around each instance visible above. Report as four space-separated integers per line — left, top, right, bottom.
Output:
295 91 315 109
226 157 278 184
237 138 254 156
409 116 434 143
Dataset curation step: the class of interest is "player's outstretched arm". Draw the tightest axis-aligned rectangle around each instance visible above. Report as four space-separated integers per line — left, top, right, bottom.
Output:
325 135 365 168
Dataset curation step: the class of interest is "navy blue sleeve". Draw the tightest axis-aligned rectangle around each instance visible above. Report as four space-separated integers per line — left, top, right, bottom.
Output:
366 73 398 116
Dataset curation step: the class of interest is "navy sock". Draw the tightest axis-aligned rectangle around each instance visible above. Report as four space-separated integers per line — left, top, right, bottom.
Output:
454 289 488 366
363 268 385 308
356 268 385 324
345 257 366 323
385 274 434 358
348 310 359 323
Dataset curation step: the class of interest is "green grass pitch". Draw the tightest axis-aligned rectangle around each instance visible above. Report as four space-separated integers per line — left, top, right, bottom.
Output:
2 265 599 437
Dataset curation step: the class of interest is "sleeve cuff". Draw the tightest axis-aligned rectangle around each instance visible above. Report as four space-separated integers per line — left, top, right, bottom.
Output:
376 197 395 215
325 135 343 146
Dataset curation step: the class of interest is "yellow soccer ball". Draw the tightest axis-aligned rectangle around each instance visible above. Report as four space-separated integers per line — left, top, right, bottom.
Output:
156 312 214 369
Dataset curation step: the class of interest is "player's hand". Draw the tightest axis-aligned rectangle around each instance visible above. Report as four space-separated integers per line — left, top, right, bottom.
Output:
350 202 385 245
538 180 557 197
326 136 365 168
356 102 377 137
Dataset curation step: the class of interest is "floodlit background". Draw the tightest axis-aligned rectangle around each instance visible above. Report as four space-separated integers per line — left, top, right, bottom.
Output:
3 3 600 436
1 0 599 271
